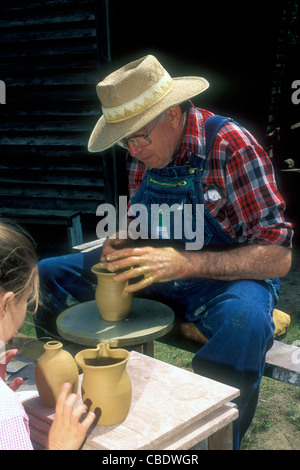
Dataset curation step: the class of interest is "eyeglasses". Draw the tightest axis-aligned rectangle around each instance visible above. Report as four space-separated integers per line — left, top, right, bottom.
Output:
118 115 161 150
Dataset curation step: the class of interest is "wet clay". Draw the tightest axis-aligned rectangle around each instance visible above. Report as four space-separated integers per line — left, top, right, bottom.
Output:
75 343 132 425
91 263 133 321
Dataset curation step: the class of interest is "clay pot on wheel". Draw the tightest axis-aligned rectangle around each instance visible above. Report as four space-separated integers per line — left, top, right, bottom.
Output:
75 342 132 425
91 263 133 321
35 341 79 407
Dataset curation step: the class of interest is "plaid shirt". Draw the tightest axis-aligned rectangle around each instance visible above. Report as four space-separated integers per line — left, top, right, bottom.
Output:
0 377 33 450
126 102 293 247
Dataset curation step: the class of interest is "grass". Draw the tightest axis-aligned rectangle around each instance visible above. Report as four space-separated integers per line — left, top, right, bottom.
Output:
19 311 36 338
240 307 300 449
241 378 300 448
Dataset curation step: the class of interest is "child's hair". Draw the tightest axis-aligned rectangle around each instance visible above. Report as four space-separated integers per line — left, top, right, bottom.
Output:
0 219 39 311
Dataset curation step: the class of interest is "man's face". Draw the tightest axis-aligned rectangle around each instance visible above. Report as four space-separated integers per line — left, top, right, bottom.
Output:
125 107 184 169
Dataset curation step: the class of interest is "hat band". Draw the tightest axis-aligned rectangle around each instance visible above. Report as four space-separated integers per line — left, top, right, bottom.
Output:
102 70 174 123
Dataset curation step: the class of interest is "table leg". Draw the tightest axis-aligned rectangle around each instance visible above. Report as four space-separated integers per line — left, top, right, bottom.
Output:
134 341 154 357
207 423 233 450
142 341 154 357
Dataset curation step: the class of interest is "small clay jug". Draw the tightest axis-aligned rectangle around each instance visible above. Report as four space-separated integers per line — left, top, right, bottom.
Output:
35 341 79 408
75 343 132 425
91 262 133 321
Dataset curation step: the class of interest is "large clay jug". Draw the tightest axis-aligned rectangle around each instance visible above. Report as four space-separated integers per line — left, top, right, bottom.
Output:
91 263 133 321
35 341 79 407
75 343 132 425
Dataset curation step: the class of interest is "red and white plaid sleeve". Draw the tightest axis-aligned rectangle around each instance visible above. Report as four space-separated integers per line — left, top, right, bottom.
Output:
208 120 294 247
0 416 33 450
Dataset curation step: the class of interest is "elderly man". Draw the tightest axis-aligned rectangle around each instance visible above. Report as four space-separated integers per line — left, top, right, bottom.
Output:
35 55 293 449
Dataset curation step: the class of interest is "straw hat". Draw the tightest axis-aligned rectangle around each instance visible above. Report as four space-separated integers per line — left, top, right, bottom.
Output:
88 55 209 152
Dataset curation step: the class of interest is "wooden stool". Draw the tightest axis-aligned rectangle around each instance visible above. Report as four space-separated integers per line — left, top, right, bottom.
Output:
172 309 300 386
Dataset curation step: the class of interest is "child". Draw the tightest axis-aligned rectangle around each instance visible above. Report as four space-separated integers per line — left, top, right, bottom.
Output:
0 219 95 450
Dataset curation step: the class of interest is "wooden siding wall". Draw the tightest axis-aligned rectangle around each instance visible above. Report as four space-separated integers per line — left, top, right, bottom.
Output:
266 1 300 167
0 0 110 237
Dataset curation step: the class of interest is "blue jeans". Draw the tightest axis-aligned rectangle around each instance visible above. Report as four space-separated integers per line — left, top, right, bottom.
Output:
34 249 278 449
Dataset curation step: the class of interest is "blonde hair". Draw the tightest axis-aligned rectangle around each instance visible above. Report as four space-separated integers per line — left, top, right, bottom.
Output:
0 219 39 312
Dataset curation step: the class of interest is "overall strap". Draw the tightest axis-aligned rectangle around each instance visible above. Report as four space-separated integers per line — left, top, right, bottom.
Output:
205 115 233 155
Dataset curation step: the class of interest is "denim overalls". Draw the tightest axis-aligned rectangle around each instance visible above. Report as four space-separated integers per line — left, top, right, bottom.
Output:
129 116 279 449
130 149 235 248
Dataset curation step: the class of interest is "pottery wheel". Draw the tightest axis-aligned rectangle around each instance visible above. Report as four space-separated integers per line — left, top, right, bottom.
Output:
56 298 174 347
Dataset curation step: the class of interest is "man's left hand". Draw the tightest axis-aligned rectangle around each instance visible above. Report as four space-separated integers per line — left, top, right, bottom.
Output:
105 246 187 292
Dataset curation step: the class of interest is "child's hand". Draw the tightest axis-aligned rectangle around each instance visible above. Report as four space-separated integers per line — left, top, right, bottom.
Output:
47 383 96 450
0 348 23 391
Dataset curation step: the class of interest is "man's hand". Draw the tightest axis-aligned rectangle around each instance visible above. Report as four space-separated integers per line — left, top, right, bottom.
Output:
104 243 292 293
105 246 188 292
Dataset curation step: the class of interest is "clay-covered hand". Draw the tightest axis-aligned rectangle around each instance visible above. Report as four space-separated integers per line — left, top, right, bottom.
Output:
105 246 188 292
0 348 23 391
47 383 96 450
100 230 133 263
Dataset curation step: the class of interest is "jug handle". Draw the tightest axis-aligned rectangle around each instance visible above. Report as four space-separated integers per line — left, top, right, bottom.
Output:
96 342 110 358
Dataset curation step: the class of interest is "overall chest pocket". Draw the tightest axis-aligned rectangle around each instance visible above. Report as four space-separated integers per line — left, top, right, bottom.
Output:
142 176 196 205
135 175 203 243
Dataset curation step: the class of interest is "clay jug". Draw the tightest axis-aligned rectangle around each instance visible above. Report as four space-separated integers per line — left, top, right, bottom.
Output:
91 263 133 321
35 341 79 407
75 343 132 425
